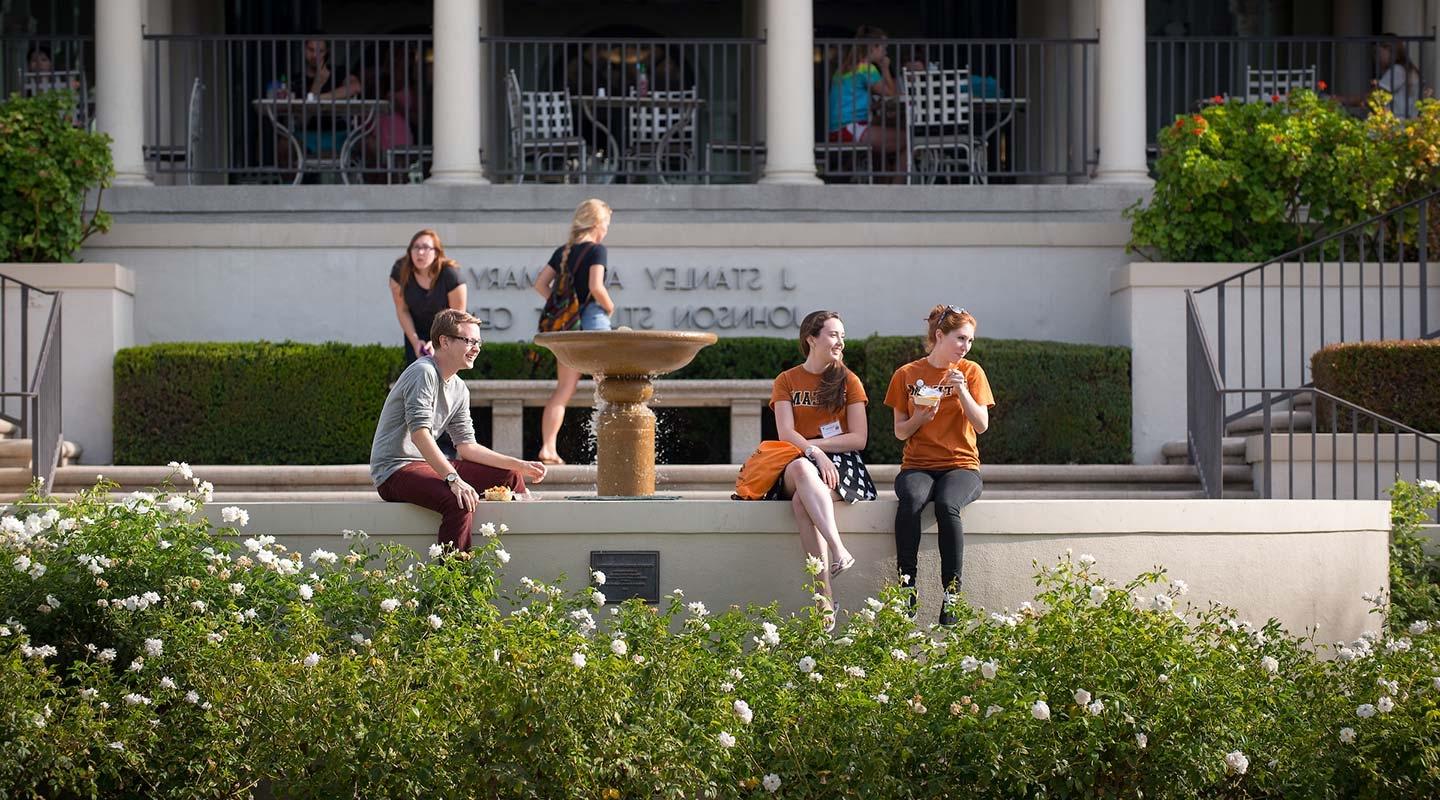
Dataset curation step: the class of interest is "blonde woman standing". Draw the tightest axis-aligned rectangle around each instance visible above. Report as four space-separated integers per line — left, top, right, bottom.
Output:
531 199 617 465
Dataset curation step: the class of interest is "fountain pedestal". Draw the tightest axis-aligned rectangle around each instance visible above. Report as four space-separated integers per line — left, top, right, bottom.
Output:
534 330 718 497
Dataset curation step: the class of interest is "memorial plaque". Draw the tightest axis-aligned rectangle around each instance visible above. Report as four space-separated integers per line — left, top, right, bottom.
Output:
590 551 660 604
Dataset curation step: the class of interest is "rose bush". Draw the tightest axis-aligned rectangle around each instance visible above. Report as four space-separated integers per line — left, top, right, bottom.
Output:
1126 90 1440 263
2 472 1439 798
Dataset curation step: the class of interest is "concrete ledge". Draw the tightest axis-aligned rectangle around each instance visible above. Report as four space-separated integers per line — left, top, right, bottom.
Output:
202 498 1389 643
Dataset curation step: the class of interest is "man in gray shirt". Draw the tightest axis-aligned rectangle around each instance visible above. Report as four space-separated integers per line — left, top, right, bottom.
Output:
371 309 546 550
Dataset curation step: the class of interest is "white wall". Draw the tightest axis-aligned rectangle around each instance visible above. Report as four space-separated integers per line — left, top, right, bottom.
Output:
203 496 1391 644
1248 433 1440 498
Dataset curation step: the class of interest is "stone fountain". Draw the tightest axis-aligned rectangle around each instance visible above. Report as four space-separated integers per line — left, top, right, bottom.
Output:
534 330 718 497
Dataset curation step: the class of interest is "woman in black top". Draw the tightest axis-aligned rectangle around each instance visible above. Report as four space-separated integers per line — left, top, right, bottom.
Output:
531 199 616 465
389 228 467 364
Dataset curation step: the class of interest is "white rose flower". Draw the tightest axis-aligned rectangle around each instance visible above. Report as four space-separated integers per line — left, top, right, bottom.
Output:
890 648 908 661
1087 700 1104 716
1339 727 1356 744
1089 585 1107 606
1409 620 1430 635
985 705 1002 718
1152 594 1173 612
143 638 163 657
960 656 980 673
610 638 627 657
1074 689 1092 705
688 601 709 617
1157 673 1169 684
122 693 151 706
797 656 816 673
571 651 587 669
1135 732 1148 749
591 590 606 608
1170 578 1189 596
591 570 606 585
494 548 510 564
1077 553 1096 565
426 614 443 630
1377 696 1395 713
1260 656 1279 674
97 648 117 662
303 652 321 668
1356 703 1376 718
733 699 753 724
1419 479 1440 493
479 522 497 538
228 583 245 596
379 598 400 613
297 584 314 601
159 676 177 690
760 622 780 647
1225 751 1249 775
717 731 737 750
220 509 249 529
428 543 443 558
185 690 201 704
763 773 781 792
1031 700 1051 721
804 555 824 576
845 665 866 678
873 693 890 704
1433 676 1440 691
980 660 998 680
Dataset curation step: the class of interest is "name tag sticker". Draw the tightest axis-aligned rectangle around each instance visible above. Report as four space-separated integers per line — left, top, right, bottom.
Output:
819 421 843 439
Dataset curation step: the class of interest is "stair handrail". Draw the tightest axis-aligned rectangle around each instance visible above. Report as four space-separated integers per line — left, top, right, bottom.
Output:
1191 187 1439 424
0 273 64 489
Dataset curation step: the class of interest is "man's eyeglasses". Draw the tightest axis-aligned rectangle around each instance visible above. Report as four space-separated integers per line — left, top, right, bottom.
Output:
410 244 436 253
445 334 482 348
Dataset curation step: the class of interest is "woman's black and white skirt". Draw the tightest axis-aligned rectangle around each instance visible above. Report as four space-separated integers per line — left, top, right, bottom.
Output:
762 450 877 504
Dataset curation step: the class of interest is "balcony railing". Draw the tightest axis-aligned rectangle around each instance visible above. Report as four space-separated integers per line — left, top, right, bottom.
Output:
815 37 1097 183
2 35 94 129
487 37 761 184
1147 34 1433 153
142 34 435 185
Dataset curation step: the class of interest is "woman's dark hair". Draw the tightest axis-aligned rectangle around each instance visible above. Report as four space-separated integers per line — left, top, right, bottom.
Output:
798 310 851 414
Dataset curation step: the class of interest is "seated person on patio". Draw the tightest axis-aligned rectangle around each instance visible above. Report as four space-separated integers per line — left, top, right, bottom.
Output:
370 309 547 551
827 25 906 181
1337 37 1426 119
282 36 364 157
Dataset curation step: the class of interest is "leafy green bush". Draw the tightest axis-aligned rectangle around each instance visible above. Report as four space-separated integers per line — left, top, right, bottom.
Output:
114 342 405 465
1311 340 1440 432
0 90 114 263
2 477 1439 797
114 337 1130 465
1126 90 1440 262
1388 478 1440 624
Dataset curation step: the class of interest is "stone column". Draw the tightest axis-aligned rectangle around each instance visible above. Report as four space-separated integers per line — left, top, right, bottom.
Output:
428 0 489 184
1093 0 1151 184
729 400 763 463
759 0 821 184
96 0 153 186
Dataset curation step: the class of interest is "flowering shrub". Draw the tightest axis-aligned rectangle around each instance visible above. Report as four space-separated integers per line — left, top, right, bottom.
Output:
3 472 1440 797
1389 478 1440 625
1126 90 1440 262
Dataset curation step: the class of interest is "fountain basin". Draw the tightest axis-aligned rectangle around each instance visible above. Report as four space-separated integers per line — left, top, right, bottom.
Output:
534 330 719 497
533 330 718 378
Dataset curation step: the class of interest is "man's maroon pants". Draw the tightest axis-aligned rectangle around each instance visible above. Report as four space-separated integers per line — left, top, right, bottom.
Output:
377 460 526 551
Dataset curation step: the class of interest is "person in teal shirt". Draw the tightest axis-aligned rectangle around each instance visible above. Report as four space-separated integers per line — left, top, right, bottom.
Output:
826 25 905 181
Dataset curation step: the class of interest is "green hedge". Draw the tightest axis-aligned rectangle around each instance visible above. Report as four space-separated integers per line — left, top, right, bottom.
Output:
114 337 1130 465
1311 340 1440 431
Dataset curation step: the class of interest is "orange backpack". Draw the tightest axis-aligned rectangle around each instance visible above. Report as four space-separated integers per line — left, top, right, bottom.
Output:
733 441 803 500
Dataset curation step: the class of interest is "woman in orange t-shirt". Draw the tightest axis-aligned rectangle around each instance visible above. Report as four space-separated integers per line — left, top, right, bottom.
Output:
769 310 877 628
883 305 994 625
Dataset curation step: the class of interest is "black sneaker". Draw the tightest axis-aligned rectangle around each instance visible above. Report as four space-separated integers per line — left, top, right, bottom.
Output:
938 592 960 626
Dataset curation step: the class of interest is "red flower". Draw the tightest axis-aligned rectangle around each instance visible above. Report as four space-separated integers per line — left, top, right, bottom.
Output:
1271 93 1282 103
1212 95 1224 104
1317 80 1328 91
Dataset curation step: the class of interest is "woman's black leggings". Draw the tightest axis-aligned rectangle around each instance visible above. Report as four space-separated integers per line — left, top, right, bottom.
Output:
894 468 983 592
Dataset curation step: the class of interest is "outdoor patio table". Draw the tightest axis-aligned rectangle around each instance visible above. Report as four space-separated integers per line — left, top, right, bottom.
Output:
252 97 389 185
571 94 706 184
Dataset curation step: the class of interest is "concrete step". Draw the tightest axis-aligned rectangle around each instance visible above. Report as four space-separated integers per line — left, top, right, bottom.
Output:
0 461 1246 502
1161 438 1247 466
0 438 83 469
1227 410 1315 436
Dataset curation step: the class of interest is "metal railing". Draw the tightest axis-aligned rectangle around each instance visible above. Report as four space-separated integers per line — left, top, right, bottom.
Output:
1185 292 1226 497
0 275 63 490
1191 189 1439 424
142 34 435 185
1 35 94 129
815 37 1097 183
487 37 761 184
1148 34 1433 153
